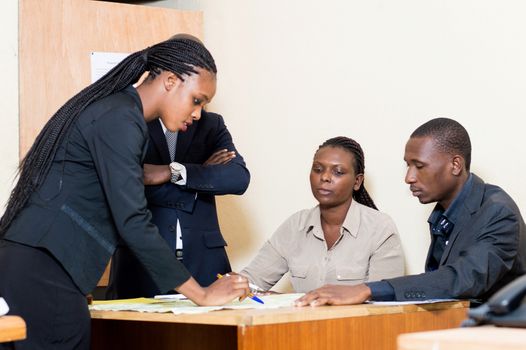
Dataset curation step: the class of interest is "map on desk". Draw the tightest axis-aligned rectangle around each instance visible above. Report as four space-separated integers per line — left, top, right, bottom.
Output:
90 293 305 315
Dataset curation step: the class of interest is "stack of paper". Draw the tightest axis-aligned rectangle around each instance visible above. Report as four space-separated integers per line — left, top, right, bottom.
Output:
90 293 305 315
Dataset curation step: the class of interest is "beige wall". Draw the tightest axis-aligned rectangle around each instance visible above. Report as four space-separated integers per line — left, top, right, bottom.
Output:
0 0 19 211
187 1 526 284
4 1 526 290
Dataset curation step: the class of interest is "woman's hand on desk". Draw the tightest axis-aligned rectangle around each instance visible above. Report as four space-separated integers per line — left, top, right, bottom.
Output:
294 284 372 307
175 275 250 306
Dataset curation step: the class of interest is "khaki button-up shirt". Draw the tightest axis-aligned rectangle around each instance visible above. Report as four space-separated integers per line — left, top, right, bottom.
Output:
241 200 405 292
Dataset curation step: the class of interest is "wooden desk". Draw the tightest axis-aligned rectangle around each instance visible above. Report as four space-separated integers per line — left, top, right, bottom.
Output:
91 301 468 350
0 316 26 343
398 326 526 350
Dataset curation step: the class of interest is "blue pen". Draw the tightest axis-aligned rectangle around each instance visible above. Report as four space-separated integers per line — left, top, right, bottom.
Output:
216 273 264 304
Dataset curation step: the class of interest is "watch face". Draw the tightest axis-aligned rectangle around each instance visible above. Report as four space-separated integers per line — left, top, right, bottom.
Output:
170 163 184 183
170 163 183 172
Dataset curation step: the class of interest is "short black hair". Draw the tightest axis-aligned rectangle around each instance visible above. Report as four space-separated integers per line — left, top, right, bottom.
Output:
411 117 471 170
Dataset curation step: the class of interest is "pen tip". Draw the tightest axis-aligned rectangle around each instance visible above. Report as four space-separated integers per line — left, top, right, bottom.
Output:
252 296 264 304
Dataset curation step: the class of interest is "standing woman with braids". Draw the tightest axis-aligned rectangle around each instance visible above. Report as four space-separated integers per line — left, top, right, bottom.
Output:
241 136 404 293
0 37 248 349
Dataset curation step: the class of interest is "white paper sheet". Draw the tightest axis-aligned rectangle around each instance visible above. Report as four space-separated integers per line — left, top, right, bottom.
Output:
0 297 9 316
90 293 305 315
90 52 130 83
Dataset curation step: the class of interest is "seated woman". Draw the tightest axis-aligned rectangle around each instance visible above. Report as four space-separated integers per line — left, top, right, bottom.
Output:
241 136 404 292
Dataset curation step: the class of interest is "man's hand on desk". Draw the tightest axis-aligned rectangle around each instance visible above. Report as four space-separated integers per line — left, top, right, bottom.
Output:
294 284 372 307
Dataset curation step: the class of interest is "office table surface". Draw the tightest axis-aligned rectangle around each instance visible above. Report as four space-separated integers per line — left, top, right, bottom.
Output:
91 301 469 350
397 326 526 350
90 300 468 326
0 316 26 343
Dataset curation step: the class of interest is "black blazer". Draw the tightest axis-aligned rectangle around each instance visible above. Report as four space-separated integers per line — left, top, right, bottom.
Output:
107 110 250 298
3 86 190 295
387 174 526 301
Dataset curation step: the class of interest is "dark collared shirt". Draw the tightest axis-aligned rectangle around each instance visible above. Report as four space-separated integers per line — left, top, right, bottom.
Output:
427 174 473 271
367 174 473 300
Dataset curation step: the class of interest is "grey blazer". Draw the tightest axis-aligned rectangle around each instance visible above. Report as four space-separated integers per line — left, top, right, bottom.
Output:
3 86 190 295
387 174 526 301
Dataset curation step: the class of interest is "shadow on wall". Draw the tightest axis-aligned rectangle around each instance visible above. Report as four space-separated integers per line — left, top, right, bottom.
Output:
217 195 294 293
216 195 257 269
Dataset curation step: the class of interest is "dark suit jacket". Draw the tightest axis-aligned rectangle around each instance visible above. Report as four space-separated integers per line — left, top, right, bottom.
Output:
107 110 250 298
3 86 190 295
388 174 526 301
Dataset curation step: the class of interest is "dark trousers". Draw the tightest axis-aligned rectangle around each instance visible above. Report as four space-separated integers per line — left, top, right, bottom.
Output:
0 240 90 350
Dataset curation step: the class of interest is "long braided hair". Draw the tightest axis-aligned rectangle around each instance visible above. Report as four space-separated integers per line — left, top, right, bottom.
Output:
0 37 216 234
317 136 378 210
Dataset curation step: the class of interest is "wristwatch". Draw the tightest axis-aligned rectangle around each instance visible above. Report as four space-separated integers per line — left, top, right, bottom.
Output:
169 162 184 183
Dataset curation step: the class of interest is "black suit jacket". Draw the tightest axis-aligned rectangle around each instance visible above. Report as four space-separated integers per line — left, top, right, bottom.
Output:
107 110 250 298
3 86 190 295
388 174 526 301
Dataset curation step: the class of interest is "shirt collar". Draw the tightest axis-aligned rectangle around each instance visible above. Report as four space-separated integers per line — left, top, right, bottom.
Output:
302 200 361 239
158 118 178 137
428 173 473 230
